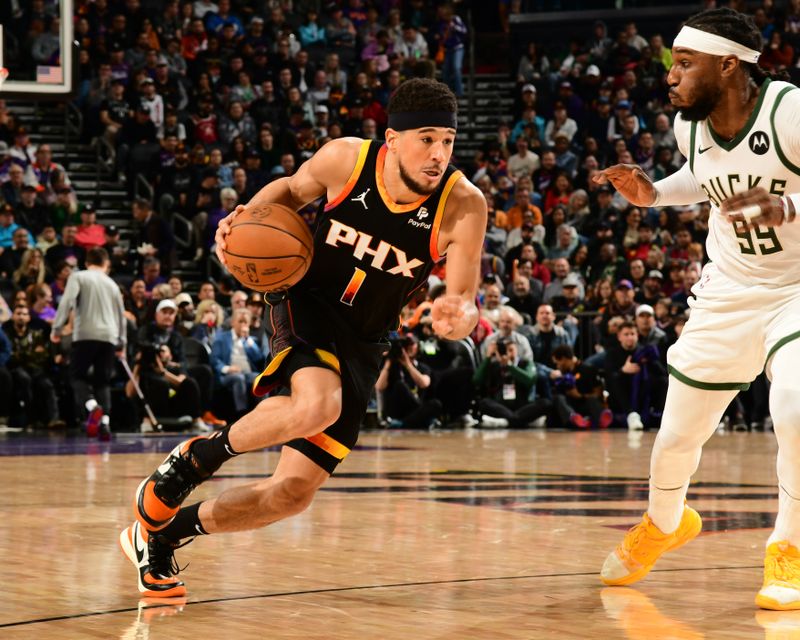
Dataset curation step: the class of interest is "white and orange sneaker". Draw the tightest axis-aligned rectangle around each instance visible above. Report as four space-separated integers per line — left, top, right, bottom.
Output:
601 506 702 586
756 541 800 610
119 521 188 598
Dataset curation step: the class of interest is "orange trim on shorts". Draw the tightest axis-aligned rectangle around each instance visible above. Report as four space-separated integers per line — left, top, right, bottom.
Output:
305 432 351 460
429 170 463 261
376 145 432 213
314 348 341 374
324 139 372 211
252 346 293 396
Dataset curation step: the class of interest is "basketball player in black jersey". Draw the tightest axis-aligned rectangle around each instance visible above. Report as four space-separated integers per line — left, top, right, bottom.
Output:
120 78 487 597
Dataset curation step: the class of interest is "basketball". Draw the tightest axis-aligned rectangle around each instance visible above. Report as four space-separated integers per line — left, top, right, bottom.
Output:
222 203 314 292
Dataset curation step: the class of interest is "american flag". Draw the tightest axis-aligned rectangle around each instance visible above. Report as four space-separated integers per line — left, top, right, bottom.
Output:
36 66 63 84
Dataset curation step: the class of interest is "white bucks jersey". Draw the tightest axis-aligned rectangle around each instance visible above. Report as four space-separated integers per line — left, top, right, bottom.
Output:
676 79 800 287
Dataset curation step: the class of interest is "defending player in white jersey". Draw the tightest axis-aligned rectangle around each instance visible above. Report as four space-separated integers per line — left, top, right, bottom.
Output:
594 8 800 610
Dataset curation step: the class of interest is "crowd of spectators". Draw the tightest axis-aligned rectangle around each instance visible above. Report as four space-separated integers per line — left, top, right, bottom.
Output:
1 1 798 433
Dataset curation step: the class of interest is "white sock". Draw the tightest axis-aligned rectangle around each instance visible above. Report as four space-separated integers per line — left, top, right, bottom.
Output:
647 378 737 534
648 482 688 534
767 344 800 548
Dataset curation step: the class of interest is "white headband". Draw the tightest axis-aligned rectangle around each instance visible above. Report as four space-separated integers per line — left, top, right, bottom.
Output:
673 25 761 64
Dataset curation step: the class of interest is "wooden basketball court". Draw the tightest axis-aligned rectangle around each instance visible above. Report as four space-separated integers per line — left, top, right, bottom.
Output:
0 429 793 639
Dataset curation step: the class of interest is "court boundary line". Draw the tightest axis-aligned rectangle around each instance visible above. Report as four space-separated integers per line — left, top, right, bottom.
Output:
0 564 762 628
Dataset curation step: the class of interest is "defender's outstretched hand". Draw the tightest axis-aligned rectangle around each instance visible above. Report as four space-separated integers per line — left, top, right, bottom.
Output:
215 204 247 265
593 164 657 207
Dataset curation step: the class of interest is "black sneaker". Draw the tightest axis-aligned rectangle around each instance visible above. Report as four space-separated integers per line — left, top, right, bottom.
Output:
134 436 215 532
119 521 189 597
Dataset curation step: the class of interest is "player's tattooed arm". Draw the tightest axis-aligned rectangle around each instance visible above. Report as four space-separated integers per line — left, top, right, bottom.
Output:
720 187 799 229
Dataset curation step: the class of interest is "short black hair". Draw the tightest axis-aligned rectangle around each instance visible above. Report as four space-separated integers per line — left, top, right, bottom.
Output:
552 344 574 361
684 8 789 84
387 78 457 116
86 247 109 266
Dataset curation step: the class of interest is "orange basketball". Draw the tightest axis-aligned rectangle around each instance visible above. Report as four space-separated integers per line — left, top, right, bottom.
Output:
222 203 314 292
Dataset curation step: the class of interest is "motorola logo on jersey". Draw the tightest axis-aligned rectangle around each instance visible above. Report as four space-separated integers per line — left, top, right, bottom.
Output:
749 131 770 155
325 218 424 277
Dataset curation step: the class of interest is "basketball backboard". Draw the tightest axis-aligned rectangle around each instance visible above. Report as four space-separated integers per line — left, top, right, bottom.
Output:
0 0 74 97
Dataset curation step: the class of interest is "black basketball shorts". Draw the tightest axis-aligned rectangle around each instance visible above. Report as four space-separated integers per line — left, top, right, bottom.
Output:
252 288 387 474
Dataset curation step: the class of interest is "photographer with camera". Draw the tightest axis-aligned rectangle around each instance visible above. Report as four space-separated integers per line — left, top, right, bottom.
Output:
605 320 667 430
376 333 443 430
550 344 611 429
473 337 550 428
125 341 205 431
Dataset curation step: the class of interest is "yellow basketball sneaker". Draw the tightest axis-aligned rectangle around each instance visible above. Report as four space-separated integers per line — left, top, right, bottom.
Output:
756 541 800 610
600 506 702 586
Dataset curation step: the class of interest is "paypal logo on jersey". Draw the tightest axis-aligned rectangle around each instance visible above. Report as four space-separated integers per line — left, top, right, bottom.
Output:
325 219 424 277
408 206 432 230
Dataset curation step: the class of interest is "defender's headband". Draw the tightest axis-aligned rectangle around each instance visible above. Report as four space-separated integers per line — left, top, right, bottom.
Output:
672 26 761 63
387 111 458 131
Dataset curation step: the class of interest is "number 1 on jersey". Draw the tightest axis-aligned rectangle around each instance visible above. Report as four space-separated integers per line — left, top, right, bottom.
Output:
340 267 367 306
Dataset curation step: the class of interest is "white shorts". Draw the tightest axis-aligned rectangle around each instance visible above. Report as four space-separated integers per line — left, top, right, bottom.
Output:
667 262 800 390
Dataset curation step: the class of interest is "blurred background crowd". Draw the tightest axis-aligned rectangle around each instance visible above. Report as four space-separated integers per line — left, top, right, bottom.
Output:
0 0 796 435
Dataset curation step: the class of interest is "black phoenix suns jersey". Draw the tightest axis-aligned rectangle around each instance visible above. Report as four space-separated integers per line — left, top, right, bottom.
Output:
296 139 463 340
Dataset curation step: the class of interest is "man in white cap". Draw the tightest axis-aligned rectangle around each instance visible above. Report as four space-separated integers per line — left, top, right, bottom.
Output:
596 7 800 609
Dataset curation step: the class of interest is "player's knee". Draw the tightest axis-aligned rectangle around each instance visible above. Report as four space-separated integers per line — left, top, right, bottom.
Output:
289 393 342 439
771 388 800 433
264 475 319 518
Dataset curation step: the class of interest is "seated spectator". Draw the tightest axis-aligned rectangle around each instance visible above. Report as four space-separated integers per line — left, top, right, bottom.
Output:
544 102 577 146
9 128 36 170
0 205 34 250
218 101 257 152
549 273 584 344
74 204 107 250
545 258 585 302
544 170 574 213
474 338 550 428
507 136 540 182
547 224 580 260
13 248 47 290
174 292 196 337
507 275 543 322
29 144 71 204
49 261 72 306
191 298 225 350
126 341 205 431
504 187 543 231
0 226 33 278
635 304 668 352
604 320 667 429
635 269 664 306
481 308 534 363
137 298 223 428
28 283 57 325
36 224 59 254
376 334 442 429
125 279 151 328
141 256 166 293
210 308 265 417
99 79 130 144
627 257 647 290
2 304 63 428
15 183 52 235
2 164 28 211
523 303 572 384
550 344 610 429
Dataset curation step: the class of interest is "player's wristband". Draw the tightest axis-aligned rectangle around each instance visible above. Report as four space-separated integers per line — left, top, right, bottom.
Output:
781 194 800 223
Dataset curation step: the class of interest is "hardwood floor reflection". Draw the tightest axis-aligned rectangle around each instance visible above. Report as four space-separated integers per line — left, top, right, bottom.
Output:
0 429 790 639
